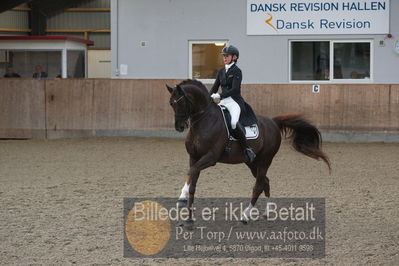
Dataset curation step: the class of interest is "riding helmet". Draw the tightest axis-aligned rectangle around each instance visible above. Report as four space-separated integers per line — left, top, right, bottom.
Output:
221 45 239 59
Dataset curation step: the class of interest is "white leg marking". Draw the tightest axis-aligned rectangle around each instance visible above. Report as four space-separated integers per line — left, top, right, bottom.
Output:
242 203 253 221
179 183 190 200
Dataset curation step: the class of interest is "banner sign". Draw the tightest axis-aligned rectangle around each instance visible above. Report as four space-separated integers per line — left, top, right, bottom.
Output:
247 0 390 35
124 197 326 258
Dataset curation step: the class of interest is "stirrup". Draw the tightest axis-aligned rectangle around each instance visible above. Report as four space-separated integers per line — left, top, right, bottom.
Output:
245 148 256 163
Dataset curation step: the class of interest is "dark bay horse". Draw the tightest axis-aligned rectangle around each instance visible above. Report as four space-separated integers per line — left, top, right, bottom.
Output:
167 79 330 225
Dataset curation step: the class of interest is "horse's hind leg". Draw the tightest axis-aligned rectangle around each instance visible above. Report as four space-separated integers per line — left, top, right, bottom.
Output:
242 161 271 222
264 176 270 197
251 165 268 206
246 161 271 201
241 165 266 223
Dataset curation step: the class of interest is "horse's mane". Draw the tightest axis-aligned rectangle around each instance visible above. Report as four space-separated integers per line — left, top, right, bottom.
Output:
178 79 209 94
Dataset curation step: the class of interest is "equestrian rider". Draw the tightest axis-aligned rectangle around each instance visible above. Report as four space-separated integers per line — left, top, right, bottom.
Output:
210 45 257 163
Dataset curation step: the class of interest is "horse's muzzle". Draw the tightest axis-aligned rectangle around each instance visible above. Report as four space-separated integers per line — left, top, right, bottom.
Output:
175 122 185 132
175 125 185 132
175 119 188 132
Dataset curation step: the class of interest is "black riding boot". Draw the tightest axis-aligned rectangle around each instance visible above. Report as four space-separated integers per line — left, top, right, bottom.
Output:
233 122 256 163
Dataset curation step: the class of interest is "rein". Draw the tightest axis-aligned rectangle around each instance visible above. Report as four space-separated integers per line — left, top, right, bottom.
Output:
173 93 211 125
189 101 212 126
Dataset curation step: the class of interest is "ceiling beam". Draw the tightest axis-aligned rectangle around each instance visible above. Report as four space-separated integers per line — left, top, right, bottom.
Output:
0 0 28 13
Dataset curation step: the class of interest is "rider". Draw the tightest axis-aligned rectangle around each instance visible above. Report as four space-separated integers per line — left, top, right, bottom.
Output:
210 45 257 163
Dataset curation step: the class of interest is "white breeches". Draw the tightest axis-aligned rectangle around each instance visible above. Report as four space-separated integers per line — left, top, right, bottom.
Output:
219 97 241 129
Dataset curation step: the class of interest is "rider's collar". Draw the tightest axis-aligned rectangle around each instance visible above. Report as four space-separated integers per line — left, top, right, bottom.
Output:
225 62 235 72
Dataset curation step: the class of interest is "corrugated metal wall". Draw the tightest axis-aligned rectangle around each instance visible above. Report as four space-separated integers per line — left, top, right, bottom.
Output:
0 3 29 36
46 0 110 48
47 13 110 29
0 11 29 29
89 33 110 48
68 0 110 8
0 0 110 48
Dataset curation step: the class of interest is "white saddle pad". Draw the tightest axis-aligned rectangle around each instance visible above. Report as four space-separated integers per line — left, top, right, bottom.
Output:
219 105 259 140
229 124 259 140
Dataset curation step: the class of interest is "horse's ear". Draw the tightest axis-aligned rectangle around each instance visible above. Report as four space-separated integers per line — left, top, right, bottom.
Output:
166 84 173 94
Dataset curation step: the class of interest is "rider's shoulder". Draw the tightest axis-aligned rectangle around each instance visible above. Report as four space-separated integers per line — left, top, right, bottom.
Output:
233 65 242 74
232 64 241 71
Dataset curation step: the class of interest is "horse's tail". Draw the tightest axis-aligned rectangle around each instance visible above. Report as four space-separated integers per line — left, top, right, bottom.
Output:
273 113 331 173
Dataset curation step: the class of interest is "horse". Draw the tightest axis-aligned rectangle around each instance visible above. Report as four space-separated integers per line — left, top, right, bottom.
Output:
166 79 331 226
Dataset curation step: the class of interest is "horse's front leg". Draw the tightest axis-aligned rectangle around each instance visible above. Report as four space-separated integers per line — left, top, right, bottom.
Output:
177 157 197 207
183 152 218 228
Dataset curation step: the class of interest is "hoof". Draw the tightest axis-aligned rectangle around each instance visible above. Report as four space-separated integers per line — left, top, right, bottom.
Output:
177 199 187 208
184 219 194 230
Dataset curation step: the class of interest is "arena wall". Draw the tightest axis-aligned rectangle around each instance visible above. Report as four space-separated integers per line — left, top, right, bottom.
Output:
1 79 398 139
0 79 46 138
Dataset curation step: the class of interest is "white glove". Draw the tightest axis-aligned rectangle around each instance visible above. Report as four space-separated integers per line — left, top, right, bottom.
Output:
211 93 220 99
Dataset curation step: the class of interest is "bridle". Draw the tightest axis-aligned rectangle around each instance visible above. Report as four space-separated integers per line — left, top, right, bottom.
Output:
171 92 211 125
172 94 191 121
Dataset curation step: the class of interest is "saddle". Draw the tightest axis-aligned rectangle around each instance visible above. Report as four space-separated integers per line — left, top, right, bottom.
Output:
219 105 259 140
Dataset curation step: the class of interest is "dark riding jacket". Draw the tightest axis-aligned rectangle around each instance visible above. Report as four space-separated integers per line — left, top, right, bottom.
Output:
210 64 257 126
